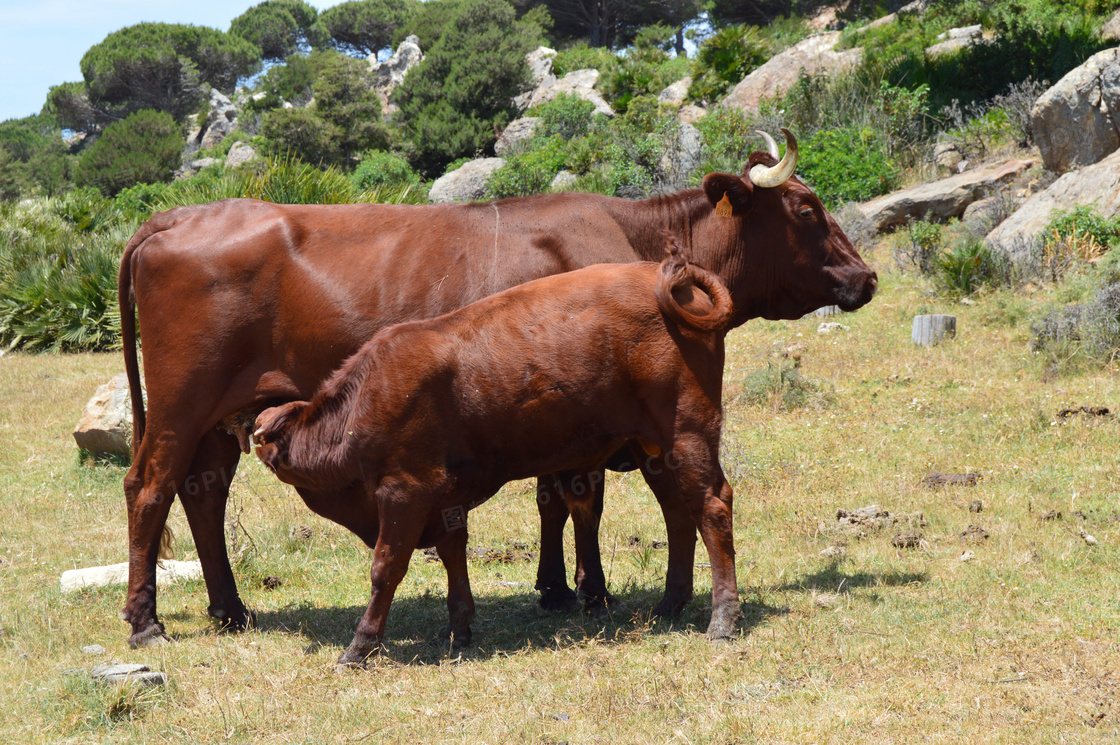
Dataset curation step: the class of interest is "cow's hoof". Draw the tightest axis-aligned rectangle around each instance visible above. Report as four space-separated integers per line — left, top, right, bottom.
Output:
705 603 743 642
580 593 617 616
537 584 578 611
127 622 170 649
208 603 256 632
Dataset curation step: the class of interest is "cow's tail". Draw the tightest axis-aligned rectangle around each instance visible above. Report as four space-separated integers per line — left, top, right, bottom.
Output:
118 213 179 560
655 238 735 334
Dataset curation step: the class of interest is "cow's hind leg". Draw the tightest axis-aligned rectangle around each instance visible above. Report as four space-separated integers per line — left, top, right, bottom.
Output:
435 525 475 647
178 429 254 631
565 468 615 612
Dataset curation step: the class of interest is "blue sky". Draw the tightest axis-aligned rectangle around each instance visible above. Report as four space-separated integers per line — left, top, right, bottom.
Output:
0 0 345 123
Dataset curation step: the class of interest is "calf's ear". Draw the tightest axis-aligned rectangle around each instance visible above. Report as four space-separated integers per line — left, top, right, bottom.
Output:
702 173 752 218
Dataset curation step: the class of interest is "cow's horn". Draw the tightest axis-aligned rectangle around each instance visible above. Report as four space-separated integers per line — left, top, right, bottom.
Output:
749 127 798 188
252 427 265 442
757 130 780 159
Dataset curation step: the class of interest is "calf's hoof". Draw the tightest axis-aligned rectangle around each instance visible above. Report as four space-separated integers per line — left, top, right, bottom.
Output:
127 622 171 649
441 627 473 650
651 594 691 619
208 603 256 632
705 603 743 642
537 584 578 611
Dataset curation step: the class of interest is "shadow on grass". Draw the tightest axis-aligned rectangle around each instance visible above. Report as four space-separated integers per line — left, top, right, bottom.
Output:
769 563 929 594
167 585 789 663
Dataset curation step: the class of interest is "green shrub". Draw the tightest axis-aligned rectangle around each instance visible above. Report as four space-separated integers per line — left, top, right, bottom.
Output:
532 93 596 140
74 110 182 196
796 126 897 209
935 238 1013 296
1031 281 1120 372
735 359 833 411
693 106 758 176
261 107 341 165
551 43 616 77
486 136 569 198
688 25 771 105
353 150 421 189
598 24 690 114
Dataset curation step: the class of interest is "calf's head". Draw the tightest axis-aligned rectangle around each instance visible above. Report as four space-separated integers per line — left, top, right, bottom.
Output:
252 401 309 481
698 128 877 322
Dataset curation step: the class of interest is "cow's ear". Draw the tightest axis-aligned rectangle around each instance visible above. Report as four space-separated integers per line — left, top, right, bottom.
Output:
702 173 751 218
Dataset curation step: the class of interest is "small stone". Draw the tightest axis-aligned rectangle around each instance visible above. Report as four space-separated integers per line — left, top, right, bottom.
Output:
1079 528 1098 546
819 545 846 559
959 549 975 562
960 524 989 542
817 321 849 334
814 593 841 609
91 663 168 686
892 530 923 549
82 644 106 655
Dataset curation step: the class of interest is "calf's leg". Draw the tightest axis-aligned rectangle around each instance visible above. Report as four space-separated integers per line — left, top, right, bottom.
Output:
435 525 475 647
564 468 615 611
638 456 698 618
534 475 578 610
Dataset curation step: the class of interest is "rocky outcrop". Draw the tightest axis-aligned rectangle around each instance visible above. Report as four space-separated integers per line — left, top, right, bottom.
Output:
369 35 423 115
525 46 557 85
1031 47 1120 173
174 157 219 180
495 117 540 156
516 68 614 117
659 122 704 185
184 89 239 157
429 158 505 203
987 148 1120 262
1101 9 1120 41
860 159 1036 232
721 32 862 113
73 373 134 458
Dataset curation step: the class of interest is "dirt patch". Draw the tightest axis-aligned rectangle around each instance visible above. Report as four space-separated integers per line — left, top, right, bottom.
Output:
262 575 282 590
969 499 984 513
1038 509 1062 522
1056 405 1111 421
469 546 536 564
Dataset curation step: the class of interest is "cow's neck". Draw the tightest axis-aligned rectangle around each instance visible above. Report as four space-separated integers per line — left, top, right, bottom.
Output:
600 190 712 263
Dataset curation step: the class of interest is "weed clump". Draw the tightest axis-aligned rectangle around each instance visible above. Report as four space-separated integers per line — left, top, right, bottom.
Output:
735 359 833 412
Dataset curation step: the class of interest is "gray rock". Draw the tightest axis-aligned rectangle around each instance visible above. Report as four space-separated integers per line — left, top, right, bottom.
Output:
369 35 423 115
82 644 106 655
61 559 203 594
987 148 1120 262
961 196 1005 231
934 140 964 171
525 46 557 85
428 158 506 203
1101 9 1120 41
196 89 238 151
91 663 167 687
550 170 578 191
73 373 133 457
859 159 1035 232
1031 47 1120 173
659 122 704 183
225 141 259 169
721 33 862 113
494 117 540 156
657 77 692 107
200 117 235 151
517 68 614 117
926 36 980 59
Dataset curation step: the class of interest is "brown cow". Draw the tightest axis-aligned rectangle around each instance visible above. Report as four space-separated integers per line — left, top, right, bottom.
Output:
252 252 738 665
119 129 877 648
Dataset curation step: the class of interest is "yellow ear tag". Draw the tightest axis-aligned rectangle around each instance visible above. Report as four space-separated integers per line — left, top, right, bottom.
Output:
715 192 734 218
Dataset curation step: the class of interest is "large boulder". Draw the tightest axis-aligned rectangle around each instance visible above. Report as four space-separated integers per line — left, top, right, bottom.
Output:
369 35 424 115
184 89 239 156
1102 9 1120 41
859 159 1036 232
73 373 134 458
516 69 614 117
987 148 1120 262
657 77 691 107
1031 47 1120 173
429 158 506 203
721 32 862 113
225 141 260 169
495 117 541 156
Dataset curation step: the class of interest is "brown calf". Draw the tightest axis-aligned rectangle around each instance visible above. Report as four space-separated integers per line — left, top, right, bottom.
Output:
253 253 738 665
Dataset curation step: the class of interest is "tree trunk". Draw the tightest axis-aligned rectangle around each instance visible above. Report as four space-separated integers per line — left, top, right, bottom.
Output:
911 314 957 346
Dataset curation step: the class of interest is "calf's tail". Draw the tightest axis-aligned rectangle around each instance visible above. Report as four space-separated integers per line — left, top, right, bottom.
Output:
655 238 735 334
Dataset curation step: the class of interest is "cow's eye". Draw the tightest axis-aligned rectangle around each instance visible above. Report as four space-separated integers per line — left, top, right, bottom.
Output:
798 207 814 220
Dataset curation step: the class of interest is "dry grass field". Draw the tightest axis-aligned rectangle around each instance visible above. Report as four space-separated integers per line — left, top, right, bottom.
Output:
1 249 1117 743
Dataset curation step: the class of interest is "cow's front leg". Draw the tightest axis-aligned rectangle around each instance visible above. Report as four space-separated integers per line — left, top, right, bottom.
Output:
639 456 698 618
534 474 578 610
435 524 475 647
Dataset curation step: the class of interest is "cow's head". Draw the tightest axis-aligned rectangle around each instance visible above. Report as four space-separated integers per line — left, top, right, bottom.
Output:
697 128 877 323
